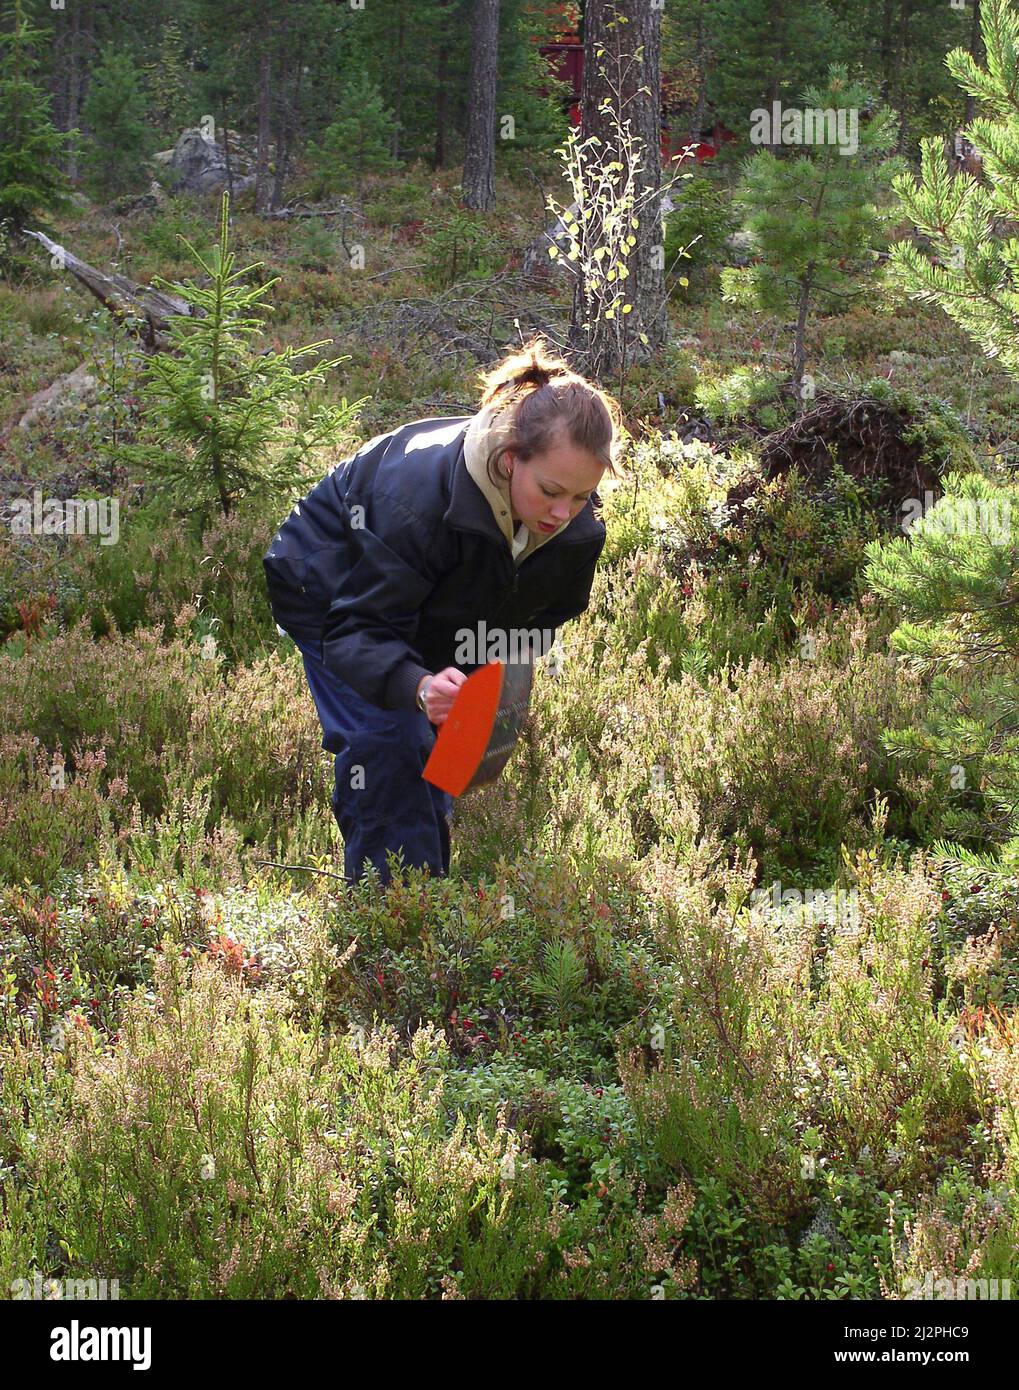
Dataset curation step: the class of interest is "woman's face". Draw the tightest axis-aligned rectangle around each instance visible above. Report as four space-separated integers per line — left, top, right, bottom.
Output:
505 432 605 536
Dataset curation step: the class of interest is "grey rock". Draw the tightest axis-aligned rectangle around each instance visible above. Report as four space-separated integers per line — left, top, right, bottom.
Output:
162 128 257 197
17 362 98 431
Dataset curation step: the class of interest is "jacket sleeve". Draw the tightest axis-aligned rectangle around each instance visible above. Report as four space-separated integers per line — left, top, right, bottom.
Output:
320 490 445 711
529 538 604 655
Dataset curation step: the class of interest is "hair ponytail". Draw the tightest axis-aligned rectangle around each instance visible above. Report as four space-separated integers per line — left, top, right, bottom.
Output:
474 335 624 490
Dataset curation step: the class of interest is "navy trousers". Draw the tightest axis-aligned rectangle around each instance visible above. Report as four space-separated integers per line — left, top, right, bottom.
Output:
288 631 454 887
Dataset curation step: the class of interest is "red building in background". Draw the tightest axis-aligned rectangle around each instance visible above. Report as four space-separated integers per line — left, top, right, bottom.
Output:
533 2 733 166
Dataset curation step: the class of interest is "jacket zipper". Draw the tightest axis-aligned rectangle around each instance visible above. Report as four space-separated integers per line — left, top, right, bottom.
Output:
453 522 558 622
489 555 519 626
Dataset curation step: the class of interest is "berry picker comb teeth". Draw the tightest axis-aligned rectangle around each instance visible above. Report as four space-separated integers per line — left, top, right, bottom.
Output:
422 656 534 797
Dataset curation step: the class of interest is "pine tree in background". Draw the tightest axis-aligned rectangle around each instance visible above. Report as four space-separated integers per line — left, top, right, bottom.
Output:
125 194 366 522
306 70 399 194
720 65 898 407
144 16 193 142
80 47 155 199
493 0 574 158
866 0 1019 872
888 0 1019 378
863 471 1019 870
705 0 851 141
0 0 75 255
838 0 972 150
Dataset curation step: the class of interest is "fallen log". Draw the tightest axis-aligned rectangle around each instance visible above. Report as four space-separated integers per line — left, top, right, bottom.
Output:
265 203 355 220
24 229 199 349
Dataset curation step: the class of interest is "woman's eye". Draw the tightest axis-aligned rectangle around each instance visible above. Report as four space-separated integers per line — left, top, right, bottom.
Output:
542 487 590 501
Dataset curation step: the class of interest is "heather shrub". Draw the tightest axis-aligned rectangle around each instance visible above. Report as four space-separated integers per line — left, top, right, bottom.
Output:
310 852 665 1083
882 1162 1018 1296
4 944 549 1298
0 857 225 1047
1 828 1004 1300
49 492 285 667
1 941 698 1299
0 619 205 820
961 997 1019 1194
595 439 896 677
597 432 746 572
616 843 807 1236
794 844 976 1192
0 734 115 887
935 859 1019 1012
185 643 333 840
490 596 944 885
0 620 333 867
606 839 986 1295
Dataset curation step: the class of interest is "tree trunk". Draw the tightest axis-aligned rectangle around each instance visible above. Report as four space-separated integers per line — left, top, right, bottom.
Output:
686 1 708 147
462 0 500 211
271 15 300 211
879 0 894 102
59 0 94 181
270 103 290 212
433 0 453 170
392 4 406 162
255 49 272 215
964 0 984 127
792 265 814 410
891 0 914 148
573 0 668 381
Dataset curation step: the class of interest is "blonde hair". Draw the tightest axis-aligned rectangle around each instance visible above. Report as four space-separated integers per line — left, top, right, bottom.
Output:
474 335 625 493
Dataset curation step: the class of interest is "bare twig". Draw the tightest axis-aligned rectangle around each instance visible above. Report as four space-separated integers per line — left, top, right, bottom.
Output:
250 858 349 883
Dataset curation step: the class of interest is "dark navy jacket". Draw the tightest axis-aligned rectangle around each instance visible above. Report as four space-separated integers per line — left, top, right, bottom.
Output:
263 415 607 711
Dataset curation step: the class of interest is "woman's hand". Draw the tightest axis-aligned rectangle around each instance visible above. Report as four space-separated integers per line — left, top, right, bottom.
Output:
420 667 468 725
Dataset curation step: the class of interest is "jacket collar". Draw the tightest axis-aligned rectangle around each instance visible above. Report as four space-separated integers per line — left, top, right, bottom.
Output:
444 405 603 560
